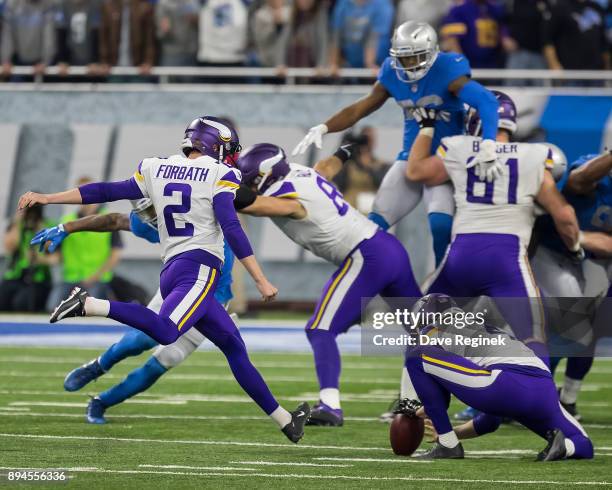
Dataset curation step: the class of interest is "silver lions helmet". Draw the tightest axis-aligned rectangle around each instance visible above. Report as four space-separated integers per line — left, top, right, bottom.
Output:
543 143 568 182
389 21 439 83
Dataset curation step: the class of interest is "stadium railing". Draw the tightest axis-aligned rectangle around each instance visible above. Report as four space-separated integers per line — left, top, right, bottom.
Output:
5 66 612 87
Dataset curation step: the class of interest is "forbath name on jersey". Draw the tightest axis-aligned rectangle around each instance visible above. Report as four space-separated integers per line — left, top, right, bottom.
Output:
154 164 211 182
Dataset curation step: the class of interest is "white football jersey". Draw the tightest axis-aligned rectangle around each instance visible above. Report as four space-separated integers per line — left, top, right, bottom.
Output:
133 154 241 263
439 136 553 245
264 164 378 265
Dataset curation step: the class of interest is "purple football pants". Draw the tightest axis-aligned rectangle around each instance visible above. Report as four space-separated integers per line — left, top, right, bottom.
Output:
405 345 593 459
427 233 548 361
306 230 422 391
107 250 279 415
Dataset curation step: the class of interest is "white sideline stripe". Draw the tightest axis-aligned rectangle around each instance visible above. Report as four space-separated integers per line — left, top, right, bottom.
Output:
314 457 432 464
0 467 608 485
0 371 396 385
0 407 30 412
9 401 187 407
230 461 354 468
0 433 391 452
0 410 377 423
139 464 255 472
0 356 400 370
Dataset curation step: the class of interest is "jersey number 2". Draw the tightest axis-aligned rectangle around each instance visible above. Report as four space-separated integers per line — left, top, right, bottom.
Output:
163 183 195 237
467 158 517 205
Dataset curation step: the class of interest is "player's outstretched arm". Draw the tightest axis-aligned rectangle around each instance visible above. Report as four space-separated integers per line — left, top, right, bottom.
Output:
30 213 131 253
580 231 612 258
565 151 612 195
405 108 449 186
292 82 390 155
240 196 306 219
19 179 144 210
214 192 278 302
313 144 357 181
536 171 581 253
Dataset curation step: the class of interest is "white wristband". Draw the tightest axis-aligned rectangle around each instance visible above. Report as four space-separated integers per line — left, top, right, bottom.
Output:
419 127 435 138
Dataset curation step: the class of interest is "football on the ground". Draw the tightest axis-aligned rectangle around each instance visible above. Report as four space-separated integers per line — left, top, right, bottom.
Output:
390 414 425 456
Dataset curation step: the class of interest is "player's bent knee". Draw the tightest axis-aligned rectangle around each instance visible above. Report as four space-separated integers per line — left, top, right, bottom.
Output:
153 328 201 368
473 413 502 435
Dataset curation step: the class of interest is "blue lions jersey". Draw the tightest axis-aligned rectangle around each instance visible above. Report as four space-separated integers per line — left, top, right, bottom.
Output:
129 211 234 303
377 51 471 160
538 154 612 255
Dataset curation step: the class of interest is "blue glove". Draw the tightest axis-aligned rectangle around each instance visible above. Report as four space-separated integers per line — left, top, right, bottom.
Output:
30 224 68 253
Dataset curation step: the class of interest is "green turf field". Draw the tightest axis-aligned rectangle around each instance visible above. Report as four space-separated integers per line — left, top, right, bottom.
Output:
0 346 611 488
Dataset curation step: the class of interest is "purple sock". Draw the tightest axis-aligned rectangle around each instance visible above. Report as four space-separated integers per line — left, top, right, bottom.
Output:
108 301 180 345
473 413 502 435
404 353 453 435
210 329 279 414
306 329 341 389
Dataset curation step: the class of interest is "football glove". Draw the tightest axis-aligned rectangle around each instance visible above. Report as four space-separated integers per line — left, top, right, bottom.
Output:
412 107 437 130
292 124 328 156
467 139 503 183
30 224 68 253
393 398 423 418
333 143 357 163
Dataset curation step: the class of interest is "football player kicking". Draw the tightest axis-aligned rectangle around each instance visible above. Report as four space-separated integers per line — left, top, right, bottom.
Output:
406 91 583 362
30 198 235 424
18 117 310 442
400 294 593 461
531 148 612 420
234 143 422 426
293 20 500 265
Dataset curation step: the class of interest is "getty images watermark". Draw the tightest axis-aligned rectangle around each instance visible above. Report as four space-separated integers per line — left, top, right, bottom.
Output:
370 307 505 347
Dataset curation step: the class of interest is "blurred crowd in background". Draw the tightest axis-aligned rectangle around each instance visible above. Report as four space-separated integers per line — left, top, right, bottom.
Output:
0 0 610 80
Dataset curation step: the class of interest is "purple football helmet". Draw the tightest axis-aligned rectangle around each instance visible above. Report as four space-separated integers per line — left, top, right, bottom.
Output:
466 90 517 137
410 293 460 335
236 143 291 194
181 116 241 165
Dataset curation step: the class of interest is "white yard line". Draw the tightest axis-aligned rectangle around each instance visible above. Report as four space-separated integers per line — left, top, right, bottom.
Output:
0 356 399 371
228 461 354 468
0 467 608 485
0 409 383 423
313 457 432 464
0 371 394 384
138 464 255 471
0 432 391 452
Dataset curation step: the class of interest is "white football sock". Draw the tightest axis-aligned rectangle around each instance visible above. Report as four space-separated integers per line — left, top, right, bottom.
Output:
438 431 459 448
400 367 419 400
270 405 292 428
560 376 582 405
320 388 341 409
564 438 575 457
85 297 110 317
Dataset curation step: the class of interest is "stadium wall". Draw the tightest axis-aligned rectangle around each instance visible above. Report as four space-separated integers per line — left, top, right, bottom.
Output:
1 87 610 300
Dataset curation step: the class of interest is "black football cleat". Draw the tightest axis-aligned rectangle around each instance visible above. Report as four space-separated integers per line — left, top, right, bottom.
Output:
306 402 343 426
282 402 311 443
50 287 88 323
537 429 567 462
414 442 464 459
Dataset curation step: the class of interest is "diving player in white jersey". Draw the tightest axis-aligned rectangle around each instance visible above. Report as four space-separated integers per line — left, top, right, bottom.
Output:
405 91 582 361
18 116 310 443
236 143 422 426
399 294 593 460
292 20 501 265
